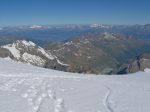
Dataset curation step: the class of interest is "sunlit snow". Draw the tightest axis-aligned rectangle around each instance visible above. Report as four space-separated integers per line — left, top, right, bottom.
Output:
0 58 150 112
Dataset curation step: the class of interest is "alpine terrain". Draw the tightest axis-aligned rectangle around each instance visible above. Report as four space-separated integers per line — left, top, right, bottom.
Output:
45 33 150 74
0 40 69 71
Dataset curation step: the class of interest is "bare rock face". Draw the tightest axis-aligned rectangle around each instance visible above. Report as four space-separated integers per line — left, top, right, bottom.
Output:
45 33 150 74
128 54 150 73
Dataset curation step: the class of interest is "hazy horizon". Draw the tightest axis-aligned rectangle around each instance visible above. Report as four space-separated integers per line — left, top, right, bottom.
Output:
1 23 150 27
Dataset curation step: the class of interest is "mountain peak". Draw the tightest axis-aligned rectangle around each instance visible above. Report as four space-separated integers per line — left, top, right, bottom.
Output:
2 40 55 64
0 40 69 71
29 25 42 29
15 40 36 47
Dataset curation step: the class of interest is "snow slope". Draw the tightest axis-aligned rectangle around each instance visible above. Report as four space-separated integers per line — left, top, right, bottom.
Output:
0 58 150 112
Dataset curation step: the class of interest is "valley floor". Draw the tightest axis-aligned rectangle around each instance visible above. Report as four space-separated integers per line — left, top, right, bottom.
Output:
0 58 150 112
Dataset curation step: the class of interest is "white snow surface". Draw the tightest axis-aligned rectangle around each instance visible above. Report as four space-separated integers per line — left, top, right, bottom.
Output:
0 58 150 112
144 68 150 73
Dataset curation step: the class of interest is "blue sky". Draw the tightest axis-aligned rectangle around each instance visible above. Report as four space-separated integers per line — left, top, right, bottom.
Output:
0 0 150 26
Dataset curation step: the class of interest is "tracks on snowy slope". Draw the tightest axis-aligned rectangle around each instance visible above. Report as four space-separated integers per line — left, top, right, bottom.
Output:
104 87 114 112
21 78 70 112
0 76 71 112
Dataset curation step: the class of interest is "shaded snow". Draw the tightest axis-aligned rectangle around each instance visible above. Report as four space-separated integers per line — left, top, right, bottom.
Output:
3 44 21 59
144 68 150 73
0 58 150 112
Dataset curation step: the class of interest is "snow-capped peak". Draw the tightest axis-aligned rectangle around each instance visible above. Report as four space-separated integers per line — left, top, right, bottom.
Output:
29 25 42 29
2 40 37 60
0 40 69 71
20 40 36 47
90 24 110 28
1 40 55 65
90 24 100 28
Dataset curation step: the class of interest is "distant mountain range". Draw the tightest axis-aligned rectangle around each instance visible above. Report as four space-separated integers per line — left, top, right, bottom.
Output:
0 24 150 74
0 24 150 46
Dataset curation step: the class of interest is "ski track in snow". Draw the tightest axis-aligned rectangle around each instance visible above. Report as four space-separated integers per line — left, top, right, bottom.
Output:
104 87 114 112
21 79 66 112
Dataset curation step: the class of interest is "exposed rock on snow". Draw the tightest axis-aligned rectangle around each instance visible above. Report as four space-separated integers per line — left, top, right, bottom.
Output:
22 53 45 66
38 47 54 60
128 54 150 73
